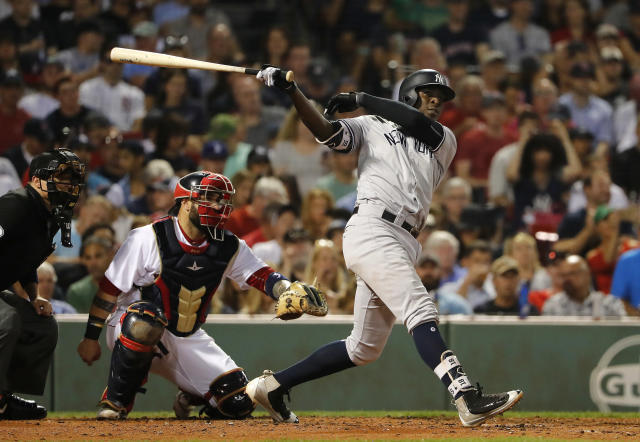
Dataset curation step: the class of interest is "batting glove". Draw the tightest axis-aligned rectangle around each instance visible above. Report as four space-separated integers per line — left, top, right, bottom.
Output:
257 64 294 91
324 92 363 116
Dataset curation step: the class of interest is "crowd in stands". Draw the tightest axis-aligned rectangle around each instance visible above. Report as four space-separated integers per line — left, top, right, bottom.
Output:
1 0 640 319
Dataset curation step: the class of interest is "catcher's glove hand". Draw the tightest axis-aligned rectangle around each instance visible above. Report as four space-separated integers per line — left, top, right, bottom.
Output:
324 92 362 116
275 281 328 320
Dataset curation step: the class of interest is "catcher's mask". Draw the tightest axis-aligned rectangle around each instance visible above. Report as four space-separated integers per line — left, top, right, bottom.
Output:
172 171 235 241
31 149 86 247
399 69 456 108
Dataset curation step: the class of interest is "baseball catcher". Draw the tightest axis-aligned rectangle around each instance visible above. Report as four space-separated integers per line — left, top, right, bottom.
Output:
77 171 326 419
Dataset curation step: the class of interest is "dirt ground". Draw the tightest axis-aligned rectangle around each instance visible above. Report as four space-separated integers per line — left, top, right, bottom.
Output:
2 415 639 440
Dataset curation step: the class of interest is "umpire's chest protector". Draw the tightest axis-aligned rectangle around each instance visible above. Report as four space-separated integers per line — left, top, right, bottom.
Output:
140 218 238 337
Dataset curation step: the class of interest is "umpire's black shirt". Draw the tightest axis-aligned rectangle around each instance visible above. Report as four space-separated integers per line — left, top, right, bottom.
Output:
0 186 58 291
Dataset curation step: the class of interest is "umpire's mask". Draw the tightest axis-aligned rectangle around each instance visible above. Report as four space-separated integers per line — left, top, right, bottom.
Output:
31 149 86 247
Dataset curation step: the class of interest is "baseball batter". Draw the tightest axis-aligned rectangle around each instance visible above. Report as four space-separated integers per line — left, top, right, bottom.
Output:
76 171 326 419
248 67 523 427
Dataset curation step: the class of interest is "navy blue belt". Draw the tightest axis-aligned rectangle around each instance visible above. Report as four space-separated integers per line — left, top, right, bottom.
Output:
353 206 419 238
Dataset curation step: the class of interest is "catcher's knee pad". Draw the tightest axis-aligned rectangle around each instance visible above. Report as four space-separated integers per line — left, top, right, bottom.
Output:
103 302 167 409
206 368 255 419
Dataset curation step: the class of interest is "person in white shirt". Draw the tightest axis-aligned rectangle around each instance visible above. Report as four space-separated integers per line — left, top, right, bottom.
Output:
78 45 145 132
247 66 522 427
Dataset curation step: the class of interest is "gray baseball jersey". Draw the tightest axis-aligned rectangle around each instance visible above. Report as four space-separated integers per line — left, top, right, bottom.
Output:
327 116 457 229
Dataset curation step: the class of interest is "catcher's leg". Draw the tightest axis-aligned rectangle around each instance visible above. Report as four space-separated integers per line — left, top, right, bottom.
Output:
98 302 166 419
199 368 255 419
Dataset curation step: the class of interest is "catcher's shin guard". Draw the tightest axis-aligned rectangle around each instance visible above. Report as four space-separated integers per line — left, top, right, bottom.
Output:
101 302 167 413
203 368 255 419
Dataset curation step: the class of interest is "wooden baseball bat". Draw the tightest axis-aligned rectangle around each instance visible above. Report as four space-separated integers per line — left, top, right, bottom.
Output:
109 47 294 82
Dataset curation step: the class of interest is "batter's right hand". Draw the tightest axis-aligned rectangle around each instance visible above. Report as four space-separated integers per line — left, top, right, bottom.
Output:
77 338 101 366
257 65 294 91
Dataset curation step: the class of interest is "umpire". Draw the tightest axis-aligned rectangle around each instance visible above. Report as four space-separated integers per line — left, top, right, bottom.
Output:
0 149 85 420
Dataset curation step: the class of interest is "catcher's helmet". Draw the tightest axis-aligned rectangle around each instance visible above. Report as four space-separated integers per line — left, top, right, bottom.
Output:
399 69 456 107
172 171 235 240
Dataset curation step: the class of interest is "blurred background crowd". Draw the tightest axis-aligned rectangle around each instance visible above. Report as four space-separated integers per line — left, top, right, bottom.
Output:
1 0 640 319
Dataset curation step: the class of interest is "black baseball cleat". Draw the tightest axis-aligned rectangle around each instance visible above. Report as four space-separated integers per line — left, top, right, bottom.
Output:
0 394 47 420
246 370 298 423
454 384 523 427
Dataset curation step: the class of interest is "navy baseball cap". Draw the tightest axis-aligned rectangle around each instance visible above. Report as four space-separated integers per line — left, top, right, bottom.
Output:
247 145 271 166
202 140 228 160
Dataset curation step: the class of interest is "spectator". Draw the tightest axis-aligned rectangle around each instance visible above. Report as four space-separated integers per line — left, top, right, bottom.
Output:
0 31 20 80
388 0 449 35
304 239 353 314
439 75 484 139
151 69 206 135
530 77 568 130
52 0 100 52
65 236 114 313
507 124 582 232
611 248 640 315
586 206 639 294
225 176 288 237
474 256 539 315
122 21 159 89
55 20 103 82
528 250 566 312
415 252 472 315
558 62 614 158
230 169 256 209
18 56 64 119
550 0 595 46
0 0 45 79
568 128 597 178
456 94 517 192
437 177 472 238
79 44 146 132
246 145 273 178
278 227 313 282
3 118 54 179
543 255 626 317
0 157 21 196
489 0 551 72
488 111 540 208
504 232 551 303
479 50 508 95
126 159 177 219
423 230 465 286
272 103 328 196
165 0 231 60
0 72 29 154
204 114 249 179
45 76 92 145
103 140 147 208
595 46 627 109
301 188 333 241
567 169 628 214
556 170 635 256
243 202 296 249
315 149 358 203
153 113 196 176
284 41 312 94
98 0 132 42
612 73 640 154
431 0 489 67
199 140 228 175
231 75 286 147
37 262 76 315
440 240 494 309
611 117 640 200
251 204 299 266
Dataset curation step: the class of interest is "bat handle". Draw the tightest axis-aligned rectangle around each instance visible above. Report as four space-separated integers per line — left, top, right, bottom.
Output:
245 68 295 83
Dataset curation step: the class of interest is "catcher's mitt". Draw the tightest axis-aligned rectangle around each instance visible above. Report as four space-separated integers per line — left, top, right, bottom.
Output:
275 281 328 320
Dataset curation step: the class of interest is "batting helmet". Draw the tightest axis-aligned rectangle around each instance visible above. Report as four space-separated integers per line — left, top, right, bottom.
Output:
172 171 235 240
398 69 456 107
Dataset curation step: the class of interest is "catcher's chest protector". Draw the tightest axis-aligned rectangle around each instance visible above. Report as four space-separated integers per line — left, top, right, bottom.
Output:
141 218 238 337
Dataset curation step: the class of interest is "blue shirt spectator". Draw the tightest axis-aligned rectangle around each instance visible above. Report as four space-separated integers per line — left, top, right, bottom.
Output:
611 248 640 309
